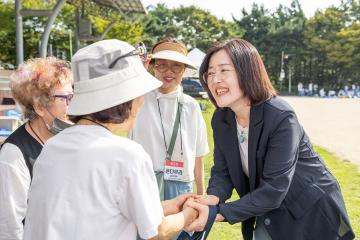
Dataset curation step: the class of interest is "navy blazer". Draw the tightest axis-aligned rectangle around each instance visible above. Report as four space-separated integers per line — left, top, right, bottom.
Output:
207 97 354 240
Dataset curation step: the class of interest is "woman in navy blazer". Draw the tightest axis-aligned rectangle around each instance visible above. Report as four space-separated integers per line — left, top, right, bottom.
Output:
186 39 354 240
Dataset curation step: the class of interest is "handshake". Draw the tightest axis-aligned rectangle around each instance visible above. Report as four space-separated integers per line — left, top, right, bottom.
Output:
162 193 225 233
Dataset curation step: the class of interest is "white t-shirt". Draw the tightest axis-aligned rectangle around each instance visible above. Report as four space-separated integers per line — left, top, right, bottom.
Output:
23 125 163 240
0 144 30 240
131 87 209 182
0 124 41 240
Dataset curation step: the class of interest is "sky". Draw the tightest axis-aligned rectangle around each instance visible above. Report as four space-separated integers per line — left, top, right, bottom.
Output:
141 0 343 20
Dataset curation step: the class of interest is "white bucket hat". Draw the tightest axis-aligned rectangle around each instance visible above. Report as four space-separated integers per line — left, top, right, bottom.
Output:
68 39 162 115
151 41 197 69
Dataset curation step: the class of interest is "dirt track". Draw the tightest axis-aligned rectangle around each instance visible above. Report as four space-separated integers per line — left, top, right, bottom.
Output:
283 97 360 170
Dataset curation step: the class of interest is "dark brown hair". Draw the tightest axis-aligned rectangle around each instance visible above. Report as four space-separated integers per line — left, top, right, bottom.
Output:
199 39 277 108
70 100 133 124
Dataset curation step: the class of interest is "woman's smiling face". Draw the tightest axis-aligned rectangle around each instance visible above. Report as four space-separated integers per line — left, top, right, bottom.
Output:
154 59 185 94
206 49 245 108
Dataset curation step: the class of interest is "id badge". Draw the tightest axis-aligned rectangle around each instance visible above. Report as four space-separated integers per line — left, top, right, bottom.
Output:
164 159 184 181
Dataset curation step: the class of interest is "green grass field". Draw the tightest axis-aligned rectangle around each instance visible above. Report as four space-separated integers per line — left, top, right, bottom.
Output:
198 100 360 240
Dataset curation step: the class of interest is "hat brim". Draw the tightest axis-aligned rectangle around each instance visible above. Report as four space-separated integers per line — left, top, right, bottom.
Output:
67 69 162 116
152 50 197 69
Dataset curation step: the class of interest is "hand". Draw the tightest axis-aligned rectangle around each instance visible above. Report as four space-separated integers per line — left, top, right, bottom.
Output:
194 194 219 206
142 54 152 70
183 201 209 232
182 197 195 210
215 213 225 222
163 192 197 215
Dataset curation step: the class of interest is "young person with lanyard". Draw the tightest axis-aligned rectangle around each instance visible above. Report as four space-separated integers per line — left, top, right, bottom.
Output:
131 38 209 201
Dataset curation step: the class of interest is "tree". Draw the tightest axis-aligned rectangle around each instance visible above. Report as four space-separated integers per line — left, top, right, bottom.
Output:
172 5 242 50
0 1 16 65
141 4 242 51
233 1 306 88
304 6 350 87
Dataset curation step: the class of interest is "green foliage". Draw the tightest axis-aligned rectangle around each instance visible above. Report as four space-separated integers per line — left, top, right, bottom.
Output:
0 1 16 64
233 1 307 87
0 0 145 64
0 0 77 64
140 4 243 51
0 0 359 87
138 3 178 47
172 5 241 50
89 15 144 44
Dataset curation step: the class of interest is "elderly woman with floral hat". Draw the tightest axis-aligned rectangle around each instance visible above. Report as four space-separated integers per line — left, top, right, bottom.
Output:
0 57 73 240
131 38 209 201
22 40 204 240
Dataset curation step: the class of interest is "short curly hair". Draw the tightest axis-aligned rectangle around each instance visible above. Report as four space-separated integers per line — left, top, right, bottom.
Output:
10 57 73 120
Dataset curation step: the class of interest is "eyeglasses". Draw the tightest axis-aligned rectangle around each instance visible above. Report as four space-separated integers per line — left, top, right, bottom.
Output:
108 42 147 69
52 93 74 105
154 63 185 74
202 68 235 84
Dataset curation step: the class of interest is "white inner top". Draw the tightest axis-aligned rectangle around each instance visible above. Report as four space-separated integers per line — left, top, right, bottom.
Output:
236 120 249 177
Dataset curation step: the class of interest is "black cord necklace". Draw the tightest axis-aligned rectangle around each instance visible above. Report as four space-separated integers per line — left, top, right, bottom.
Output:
28 121 45 145
80 117 110 131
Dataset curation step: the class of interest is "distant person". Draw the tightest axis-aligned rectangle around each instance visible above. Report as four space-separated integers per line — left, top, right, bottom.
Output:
319 88 326 97
22 40 202 240
0 57 73 240
308 82 313 96
328 89 337 98
131 38 209 201
356 84 360 97
297 82 304 96
313 83 318 96
351 84 356 98
338 89 346 97
187 39 355 240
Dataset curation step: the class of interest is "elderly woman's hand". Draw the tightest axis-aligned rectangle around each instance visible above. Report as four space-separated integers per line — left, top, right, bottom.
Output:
182 197 196 210
162 192 197 216
183 201 209 232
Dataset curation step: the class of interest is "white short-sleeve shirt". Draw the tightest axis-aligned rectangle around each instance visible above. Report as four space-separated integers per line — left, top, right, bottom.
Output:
131 87 209 182
0 143 30 240
23 125 163 240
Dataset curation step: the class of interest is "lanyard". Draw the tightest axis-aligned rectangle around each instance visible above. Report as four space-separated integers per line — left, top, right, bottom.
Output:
157 96 183 160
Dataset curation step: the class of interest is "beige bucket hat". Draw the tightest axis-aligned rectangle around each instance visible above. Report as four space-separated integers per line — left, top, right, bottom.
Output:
68 39 162 115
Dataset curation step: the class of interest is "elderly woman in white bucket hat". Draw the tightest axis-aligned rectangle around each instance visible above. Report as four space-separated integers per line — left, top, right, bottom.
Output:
131 38 209 201
22 39 205 240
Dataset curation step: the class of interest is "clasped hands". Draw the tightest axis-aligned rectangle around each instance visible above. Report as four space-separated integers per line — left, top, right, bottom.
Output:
164 193 225 232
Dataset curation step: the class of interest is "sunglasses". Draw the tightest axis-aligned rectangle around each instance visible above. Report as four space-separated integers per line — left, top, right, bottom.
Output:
108 42 147 69
52 93 74 105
